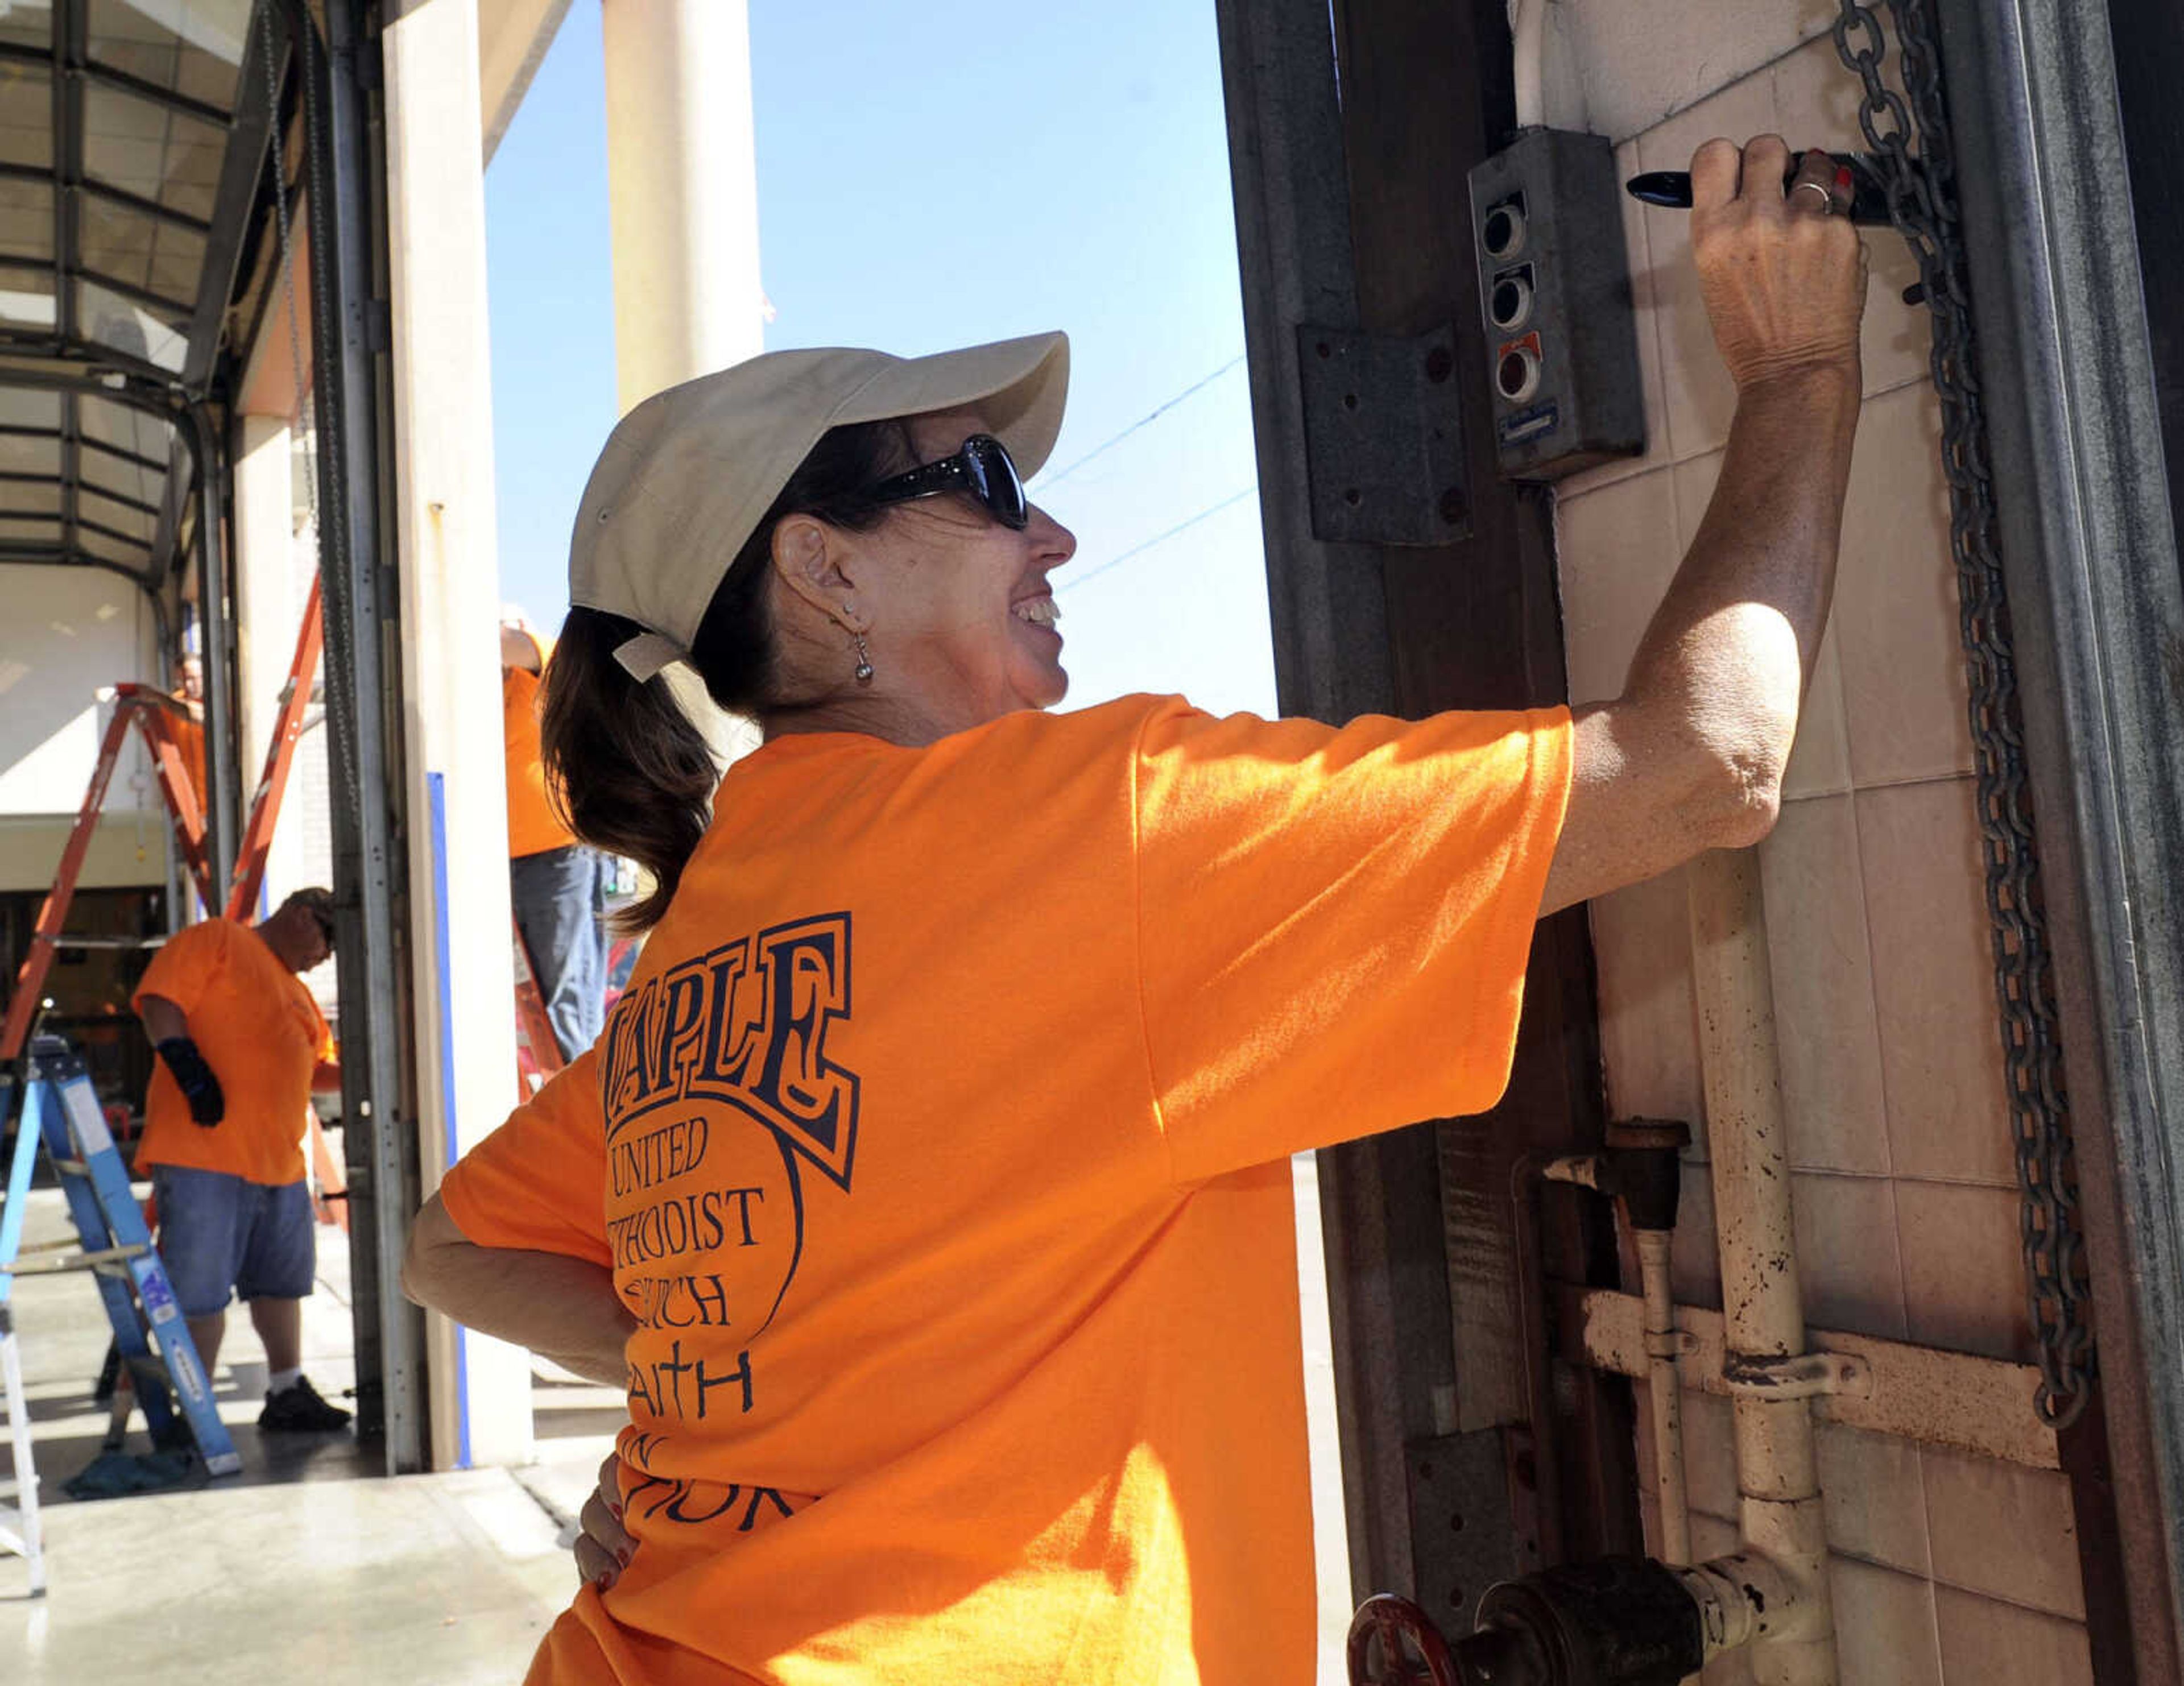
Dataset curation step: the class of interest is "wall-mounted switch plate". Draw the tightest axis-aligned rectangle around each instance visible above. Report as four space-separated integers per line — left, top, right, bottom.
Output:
1469 128 1646 481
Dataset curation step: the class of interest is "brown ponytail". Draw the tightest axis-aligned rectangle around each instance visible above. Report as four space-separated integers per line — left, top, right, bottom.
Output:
541 419 910 931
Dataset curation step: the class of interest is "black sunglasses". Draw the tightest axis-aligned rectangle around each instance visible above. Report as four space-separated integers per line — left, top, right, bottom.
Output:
868 433 1029 531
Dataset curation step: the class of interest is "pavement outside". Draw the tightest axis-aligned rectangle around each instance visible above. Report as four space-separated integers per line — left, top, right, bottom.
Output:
0 1182 618 1684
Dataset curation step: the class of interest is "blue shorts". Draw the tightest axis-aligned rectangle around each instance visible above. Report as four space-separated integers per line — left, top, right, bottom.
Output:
149 1166 316 1318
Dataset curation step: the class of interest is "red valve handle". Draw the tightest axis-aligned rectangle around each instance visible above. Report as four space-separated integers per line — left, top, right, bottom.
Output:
1346 1593 1462 1686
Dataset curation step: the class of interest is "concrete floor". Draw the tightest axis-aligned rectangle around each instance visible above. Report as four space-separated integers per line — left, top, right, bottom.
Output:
0 1184 614 1684
3 1159 1351 1684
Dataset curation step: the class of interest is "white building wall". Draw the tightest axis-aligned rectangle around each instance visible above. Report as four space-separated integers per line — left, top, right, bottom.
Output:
0 565 167 893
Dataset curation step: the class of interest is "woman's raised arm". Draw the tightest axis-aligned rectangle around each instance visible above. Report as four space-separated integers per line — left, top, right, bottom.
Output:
1539 138 1867 916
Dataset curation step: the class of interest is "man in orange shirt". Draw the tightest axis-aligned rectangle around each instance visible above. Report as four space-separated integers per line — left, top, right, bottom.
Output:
144 653 207 808
134 887 350 1432
504 612 609 1059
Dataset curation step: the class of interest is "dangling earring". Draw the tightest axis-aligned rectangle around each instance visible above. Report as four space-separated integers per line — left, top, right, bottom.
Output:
839 599 875 685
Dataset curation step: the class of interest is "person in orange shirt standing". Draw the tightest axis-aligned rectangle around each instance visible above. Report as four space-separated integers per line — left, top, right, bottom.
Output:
406 140 1865 1685
503 612 608 1059
144 653 207 809
134 887 350 1433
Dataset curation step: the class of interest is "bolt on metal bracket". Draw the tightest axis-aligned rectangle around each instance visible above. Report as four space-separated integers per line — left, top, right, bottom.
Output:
1722 1349 1874 1402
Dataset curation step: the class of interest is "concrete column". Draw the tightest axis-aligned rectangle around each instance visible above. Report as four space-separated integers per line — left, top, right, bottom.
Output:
381 0 532 1470
231 414 305 914
601 0 766 412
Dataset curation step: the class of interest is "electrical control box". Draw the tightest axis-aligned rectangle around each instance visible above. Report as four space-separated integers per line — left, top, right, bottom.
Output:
1467 128 1646 481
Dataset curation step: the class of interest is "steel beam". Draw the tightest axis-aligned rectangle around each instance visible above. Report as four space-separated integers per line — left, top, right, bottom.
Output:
1934 2 2184 1680
51 0 80 353
291 0 424 1475
1213 0 1629 1613
187 401 235 899
185 2 285 392
0 330 183 387
59 390 76 572
1212 0 1391 725
1213 0 1408 1605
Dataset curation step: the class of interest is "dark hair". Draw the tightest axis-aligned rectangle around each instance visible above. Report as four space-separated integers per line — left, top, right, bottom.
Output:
542 420 909 932
275 885 337 947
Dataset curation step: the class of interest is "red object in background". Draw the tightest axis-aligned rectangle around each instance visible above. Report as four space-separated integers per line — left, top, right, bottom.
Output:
1347 1594 1461 1686
512 918 565 1095
603 934 639 1016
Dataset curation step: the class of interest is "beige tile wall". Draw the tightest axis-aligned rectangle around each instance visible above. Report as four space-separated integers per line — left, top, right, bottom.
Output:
1548 24 2090 1685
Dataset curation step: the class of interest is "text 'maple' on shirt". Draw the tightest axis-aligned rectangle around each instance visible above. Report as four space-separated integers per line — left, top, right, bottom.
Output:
437 692 1571 1686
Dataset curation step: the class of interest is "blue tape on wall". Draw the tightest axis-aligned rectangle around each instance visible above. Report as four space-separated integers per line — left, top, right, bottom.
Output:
427 772 470 1470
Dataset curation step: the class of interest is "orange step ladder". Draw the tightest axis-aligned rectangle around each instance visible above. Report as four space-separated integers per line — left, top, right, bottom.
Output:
1 580 346 1228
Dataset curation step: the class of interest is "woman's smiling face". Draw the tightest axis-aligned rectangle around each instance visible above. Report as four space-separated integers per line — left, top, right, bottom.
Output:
839 407 1080 732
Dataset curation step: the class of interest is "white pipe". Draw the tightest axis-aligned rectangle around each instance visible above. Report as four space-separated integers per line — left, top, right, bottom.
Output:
1687 850 1838 1686
1674 1552 1817 1662
1509 0 1546 130
1636 1227 1692 1566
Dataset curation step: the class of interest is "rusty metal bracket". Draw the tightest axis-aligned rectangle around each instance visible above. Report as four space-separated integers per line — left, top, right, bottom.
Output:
1559 1282 2059 1469
1721 1349 1873 1403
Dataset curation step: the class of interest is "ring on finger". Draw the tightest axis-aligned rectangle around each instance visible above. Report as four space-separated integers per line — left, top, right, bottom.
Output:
1792 180 1835 214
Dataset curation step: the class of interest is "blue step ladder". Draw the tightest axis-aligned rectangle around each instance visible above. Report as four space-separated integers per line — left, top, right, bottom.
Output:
0 1034 240 1588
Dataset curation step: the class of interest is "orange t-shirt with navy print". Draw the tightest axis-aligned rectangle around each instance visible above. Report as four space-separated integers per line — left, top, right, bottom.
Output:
438 694 1572 1686
506 636 576 859
133 917 333 1187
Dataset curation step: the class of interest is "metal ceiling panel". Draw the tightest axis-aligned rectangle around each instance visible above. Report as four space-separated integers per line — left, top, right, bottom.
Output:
88 0 254 114
0 429 61 475
82 82 225 223
0 0 268 581
0 478 63 517
0 175 53 260
0 61 51 168
0 263 55 328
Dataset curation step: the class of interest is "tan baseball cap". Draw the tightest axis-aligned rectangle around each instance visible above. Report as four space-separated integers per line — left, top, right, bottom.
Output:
569 332 1070 681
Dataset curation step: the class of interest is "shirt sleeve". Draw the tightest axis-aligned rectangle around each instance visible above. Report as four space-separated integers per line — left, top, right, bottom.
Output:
132 918 229 1020
437 1049 611 1266
1132 702 1573 1183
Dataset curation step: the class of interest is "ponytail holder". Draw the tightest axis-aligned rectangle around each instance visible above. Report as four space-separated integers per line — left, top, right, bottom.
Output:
613 631 689 682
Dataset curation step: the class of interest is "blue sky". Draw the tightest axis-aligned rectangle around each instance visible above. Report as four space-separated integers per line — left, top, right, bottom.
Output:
484 1 1275 719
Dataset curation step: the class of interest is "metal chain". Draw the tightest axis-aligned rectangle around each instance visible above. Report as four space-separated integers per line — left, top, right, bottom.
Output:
1830 0 2092 1428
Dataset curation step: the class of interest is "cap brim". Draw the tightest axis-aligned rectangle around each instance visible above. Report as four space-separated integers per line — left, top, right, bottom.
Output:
830 332 1070 479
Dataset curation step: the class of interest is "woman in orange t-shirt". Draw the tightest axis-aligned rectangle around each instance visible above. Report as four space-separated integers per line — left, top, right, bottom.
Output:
403 138 1866 1686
